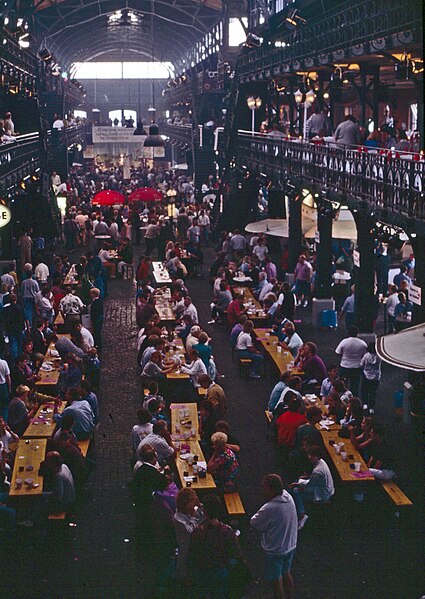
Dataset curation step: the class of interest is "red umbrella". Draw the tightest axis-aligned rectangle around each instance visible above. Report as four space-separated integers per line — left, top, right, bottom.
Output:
128 187 163 203
92 190 126 206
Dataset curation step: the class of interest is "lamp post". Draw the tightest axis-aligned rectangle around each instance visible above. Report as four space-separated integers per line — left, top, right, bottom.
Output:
294 89 316 139
247 96 262 136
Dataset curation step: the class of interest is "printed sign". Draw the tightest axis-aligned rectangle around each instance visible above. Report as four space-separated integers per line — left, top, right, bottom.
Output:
0 205 11 228
408 283 421 306
92 126 146 143
353 249 360 268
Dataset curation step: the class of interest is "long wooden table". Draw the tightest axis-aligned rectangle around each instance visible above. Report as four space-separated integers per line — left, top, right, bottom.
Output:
174 440 216 491
233 286 266 322
170 403 200 440
35 335 71 388
254 328 303 376
165 337 190 380
303 395 375 483
154 288 175 323
23 401 66 438
152 261 172 285
63 264 78 286
9 438 47 497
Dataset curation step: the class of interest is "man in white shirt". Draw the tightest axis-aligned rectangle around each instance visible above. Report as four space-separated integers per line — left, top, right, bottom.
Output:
229 229 248 254
236 320 264 378
59 286 84 328
385 284 399 333
75 322 94 352
34 261 49 284
181 348 207 387
137 420 175 465
52 115 65 129
282 322 303 358
251 474 298 599
335 325 367 395
182 296 198 324
51 171 61 187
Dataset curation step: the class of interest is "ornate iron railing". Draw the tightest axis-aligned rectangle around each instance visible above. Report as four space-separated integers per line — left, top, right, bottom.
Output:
238 0 421 79
234 132 425 223
0 133 41 191
0 31 38 81
46 124 86 156
161 123 194 146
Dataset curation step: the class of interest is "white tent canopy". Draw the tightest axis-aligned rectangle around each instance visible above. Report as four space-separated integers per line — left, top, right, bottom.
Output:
245 219 286 234
376 324 425 372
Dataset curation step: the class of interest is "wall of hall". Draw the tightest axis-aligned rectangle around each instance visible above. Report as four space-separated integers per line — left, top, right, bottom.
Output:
76 79 167 125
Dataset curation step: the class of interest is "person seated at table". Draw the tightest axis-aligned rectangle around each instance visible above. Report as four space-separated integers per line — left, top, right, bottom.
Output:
8 385 39 436
331 377 353 405
268 372 292 413
54 334 85 361
144 397 168 426
173 488 205 582
349 417 384 468
22 338 41 372
39 450 75 515
227 293 247 328
263 294 279 326
0 417 19 476
133 444 169 532
181 348 207 388
137 420 175 466
272 376 303 419
339 396 364 438
210 280 232 324
53 414 87 487
54 388 95 441
75 255 88 281
289 445 335 530
320 363 339 403
182 296 198 324
130 407 153 456
199 400 217 457
281 321 303 358
214 420 241 454
57 353 83 396
172 278 189 298
71 322 94 355
287 435 315 484
236 319 264 379
326 392 346 422
136 294 158 330
117 238 134 278
185 325 201 354
207 431 240 493
31 318 49 356
192 332 213 369
393 292 413 331
139 335 165 369
295 342 327 391
35 285 55 326
276 393 307 464
175 314 193 346
142 351 175 381
79 380 99 426
11 354 40 394
276 282 296 322
293 406 323 451
98 243 116 278
229 314 247 348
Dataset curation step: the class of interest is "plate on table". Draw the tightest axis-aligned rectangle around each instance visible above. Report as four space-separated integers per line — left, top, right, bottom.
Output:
40 364 53 372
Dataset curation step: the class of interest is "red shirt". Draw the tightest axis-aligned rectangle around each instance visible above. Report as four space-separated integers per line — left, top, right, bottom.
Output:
277 411 307 447
227 300 242 326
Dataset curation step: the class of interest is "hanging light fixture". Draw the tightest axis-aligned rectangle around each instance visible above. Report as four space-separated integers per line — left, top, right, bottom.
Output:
294 89 304 104
305 89 316 105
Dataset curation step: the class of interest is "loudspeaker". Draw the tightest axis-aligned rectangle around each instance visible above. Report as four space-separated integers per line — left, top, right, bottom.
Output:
268 188 287 219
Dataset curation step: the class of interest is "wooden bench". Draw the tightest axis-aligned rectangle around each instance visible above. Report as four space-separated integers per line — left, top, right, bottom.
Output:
48 512 66 521
238 358 252 378
381 481 413 507
77 438 91 457
224 492 245 516
265 410 272 424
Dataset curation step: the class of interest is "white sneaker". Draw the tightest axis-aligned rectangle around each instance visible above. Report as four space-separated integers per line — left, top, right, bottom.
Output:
303 301 308 308
249 373 261 379
363 404 368 410
369 408 375 414
207 320 216 325
298 514 309 530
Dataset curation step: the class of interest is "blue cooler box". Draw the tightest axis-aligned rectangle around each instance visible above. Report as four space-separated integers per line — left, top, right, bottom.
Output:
321 309 338 328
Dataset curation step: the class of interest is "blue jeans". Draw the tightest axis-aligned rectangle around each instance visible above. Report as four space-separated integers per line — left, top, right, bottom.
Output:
0 382 9 421
23 298 35 326
8 333 22 361
237 349 264 374
291 486 315 516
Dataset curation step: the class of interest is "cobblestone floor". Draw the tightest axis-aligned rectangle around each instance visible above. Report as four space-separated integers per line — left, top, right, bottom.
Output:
2 246 423 598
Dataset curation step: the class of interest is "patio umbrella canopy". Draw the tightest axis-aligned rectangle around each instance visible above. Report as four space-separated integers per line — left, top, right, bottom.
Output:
128 187 163 203
376 323 425 372
92 190 126 206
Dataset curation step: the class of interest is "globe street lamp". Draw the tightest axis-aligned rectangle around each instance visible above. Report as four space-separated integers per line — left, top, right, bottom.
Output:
247 96 262 136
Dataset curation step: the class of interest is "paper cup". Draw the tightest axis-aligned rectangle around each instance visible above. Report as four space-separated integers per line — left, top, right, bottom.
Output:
354 462 361 472
341 451 347 461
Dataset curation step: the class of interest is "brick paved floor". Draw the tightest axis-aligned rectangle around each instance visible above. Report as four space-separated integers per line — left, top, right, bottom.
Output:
2 246 423 598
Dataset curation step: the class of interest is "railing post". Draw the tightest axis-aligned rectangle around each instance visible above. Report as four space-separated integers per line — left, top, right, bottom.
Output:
288 196 302 272
353 211 375 333
315 211 333 298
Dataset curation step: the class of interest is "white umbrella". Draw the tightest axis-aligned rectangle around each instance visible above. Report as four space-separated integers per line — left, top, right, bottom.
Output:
376 323 425 372
245 219 286 234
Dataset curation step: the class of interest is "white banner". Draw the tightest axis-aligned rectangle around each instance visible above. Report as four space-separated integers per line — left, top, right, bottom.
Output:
92 126 146 143
409 283 421 306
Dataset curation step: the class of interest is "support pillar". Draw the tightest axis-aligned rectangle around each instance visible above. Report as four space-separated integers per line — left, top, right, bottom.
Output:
315 212 333 298
353 212 375 332
288 196 302 272
411 235 425 326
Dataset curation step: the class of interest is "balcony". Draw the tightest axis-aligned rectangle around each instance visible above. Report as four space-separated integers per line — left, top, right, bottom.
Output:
46 125 86 155
0 133 41 191
161 122 194 146
234 132 425 228
238 0 421 79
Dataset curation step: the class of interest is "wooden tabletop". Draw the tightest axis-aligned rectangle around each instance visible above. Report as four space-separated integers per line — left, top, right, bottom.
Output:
54 312 65 326
254 328 294 375
9 438 47 497
170 403 200 440
155 296 175 322
175 440 216 490
23 401 66 438
233 286 266 320
63 264 78 286
165 339 190 380
35 336 70 387
304 395 375 483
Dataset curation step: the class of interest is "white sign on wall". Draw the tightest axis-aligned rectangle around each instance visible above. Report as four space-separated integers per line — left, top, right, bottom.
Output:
92 126 146 143
353 249 360 268
0 205 11 228
409 284 422 306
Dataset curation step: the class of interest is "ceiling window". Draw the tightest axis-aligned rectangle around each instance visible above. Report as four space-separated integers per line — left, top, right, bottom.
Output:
228 18 247 47
72 61 174 79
